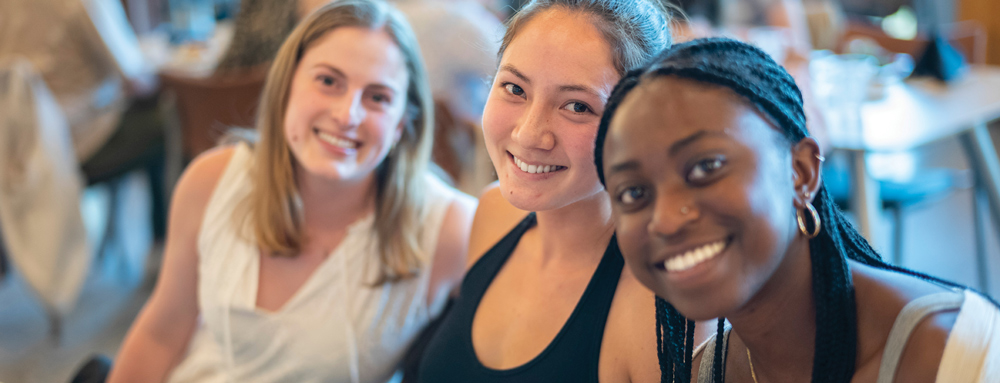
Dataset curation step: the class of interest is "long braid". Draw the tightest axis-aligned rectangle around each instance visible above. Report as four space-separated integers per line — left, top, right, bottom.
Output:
596 37 1000 383
711 318 725 383
655 297 671 382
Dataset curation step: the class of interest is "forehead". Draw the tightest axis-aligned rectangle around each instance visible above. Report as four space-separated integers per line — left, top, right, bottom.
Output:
605 76 785 162
502 8 619 91
299 26 408 85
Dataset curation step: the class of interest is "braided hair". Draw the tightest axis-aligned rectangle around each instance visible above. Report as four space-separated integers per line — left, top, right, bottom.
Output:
594 37 996 383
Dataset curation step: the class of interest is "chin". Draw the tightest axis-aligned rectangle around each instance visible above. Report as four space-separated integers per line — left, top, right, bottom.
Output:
499 183 557 211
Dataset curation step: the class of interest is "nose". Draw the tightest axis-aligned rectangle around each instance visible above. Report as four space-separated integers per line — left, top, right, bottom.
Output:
330 90 365 128
648 187 697 239
511 102 555 151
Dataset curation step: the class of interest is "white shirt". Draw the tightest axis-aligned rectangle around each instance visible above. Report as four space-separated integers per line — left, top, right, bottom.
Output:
167 144 458 383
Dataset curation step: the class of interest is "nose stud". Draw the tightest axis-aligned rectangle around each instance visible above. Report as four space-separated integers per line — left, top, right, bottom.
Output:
680 206 690 215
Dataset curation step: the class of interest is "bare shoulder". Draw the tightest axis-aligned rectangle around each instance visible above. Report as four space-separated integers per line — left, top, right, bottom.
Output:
600 268 660 383
892 308 957 383
173 145 240 213
851 262 959 383
465 182 530 269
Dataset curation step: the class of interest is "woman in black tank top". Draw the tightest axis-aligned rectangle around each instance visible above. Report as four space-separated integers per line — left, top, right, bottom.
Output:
414 1 673 382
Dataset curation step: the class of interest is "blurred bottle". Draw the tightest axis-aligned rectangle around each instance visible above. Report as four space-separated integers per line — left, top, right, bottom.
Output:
169 0 216 43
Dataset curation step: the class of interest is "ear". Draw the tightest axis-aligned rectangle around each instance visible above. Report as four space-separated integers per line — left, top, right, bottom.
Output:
791 137 822 207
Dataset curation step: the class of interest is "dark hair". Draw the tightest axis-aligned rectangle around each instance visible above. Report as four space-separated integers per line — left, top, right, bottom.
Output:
594 37 994 383
498 0 675 77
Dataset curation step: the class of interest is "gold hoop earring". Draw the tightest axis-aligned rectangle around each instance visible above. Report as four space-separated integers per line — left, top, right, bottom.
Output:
797 203 821 238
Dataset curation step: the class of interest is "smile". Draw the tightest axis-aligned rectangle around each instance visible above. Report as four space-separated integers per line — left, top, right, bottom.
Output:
660 239 728 272
315 128 359 149
512 154 565 174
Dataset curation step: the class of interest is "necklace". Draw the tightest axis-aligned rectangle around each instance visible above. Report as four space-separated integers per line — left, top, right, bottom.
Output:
747 348 759 383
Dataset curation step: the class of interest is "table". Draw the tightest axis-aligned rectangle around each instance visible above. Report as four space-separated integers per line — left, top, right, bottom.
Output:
138 21 234 78
829 66 1000 262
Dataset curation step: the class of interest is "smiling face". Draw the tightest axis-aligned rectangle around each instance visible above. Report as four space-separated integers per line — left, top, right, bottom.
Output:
283 26 409 185
602 76 810 320
482 8 620 211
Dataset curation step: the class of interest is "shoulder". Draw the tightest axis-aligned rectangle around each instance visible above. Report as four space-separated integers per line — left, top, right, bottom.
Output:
465 182 530 269
600 268 661 382
851 263 960 383
172 145 241 215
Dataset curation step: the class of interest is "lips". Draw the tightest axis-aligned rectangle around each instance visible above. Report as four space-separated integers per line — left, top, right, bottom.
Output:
315 128 360 150
656 239 729 273
511 153 566 174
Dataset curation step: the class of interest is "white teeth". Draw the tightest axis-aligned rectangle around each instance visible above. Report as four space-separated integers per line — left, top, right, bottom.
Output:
513 155 561 174
317 130 358 149
663 240 727 272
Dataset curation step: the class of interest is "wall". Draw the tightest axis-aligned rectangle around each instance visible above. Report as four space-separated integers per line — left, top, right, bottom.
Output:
959 0 1000 64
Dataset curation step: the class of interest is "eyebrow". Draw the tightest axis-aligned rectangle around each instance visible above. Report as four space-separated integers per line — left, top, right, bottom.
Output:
669 130 725 156
499 64 531 85
558 84 605 100
607 160 641 177
606 130 724 177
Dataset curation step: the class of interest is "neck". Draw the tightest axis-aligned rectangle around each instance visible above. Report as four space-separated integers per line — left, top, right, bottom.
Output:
532 192 615 265
296 168 375 239
727 237 816 382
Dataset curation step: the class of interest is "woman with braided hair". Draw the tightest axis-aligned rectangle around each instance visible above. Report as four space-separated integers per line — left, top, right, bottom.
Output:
596 37 1000 383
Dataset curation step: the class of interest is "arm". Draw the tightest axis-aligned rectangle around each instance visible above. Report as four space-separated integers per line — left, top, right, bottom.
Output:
426 192 478 302
107 147 235 383
80 0 159 97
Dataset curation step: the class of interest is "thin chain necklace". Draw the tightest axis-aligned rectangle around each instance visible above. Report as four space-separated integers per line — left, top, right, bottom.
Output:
746 348 760 383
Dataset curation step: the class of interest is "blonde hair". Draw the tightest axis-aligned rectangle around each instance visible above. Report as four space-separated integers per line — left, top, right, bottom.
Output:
244 0 434 285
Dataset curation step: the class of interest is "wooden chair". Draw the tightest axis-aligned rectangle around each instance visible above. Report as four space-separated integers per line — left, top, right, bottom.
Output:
431 99 478 188
159 66 268 160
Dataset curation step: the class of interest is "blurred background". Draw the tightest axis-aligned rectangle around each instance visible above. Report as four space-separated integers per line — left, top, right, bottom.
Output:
1 0 999 381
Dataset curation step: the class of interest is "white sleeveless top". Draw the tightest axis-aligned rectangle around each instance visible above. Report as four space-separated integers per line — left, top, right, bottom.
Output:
167 144 459 383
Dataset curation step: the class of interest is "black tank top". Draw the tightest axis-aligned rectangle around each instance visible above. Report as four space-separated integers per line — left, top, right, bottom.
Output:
416 212 625 383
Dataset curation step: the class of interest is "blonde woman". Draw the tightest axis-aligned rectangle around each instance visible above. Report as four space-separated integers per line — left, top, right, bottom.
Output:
108 1 475 382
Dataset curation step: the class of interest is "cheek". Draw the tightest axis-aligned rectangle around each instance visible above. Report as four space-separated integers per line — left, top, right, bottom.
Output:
615 212 650 260
733 169 796 259
481 93 516 144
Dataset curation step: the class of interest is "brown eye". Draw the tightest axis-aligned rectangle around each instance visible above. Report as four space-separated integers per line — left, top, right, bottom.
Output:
686 156 726 183
616 186 647 206
562 101 592 114
503 83 525 97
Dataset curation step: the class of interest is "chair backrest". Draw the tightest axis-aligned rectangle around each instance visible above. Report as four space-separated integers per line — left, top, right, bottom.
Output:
159 67 267 159
431 99 476 187
838 19 988 65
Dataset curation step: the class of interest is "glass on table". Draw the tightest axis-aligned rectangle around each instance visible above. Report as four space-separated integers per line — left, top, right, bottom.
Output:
810 51 879 148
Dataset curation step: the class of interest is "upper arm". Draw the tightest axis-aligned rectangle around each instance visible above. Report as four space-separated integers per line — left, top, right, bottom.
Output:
465 182 530 270
893 310 959 383
138 146 235 338
600 272 660 383
427 192 477 302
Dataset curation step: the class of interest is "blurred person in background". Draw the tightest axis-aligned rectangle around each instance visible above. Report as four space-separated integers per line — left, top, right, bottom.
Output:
108 1 475 382
0 0 162 177
0 0 162 381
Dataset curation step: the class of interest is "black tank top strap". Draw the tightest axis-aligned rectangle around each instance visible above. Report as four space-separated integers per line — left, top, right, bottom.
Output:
459 212 538 298
416 212 625 383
